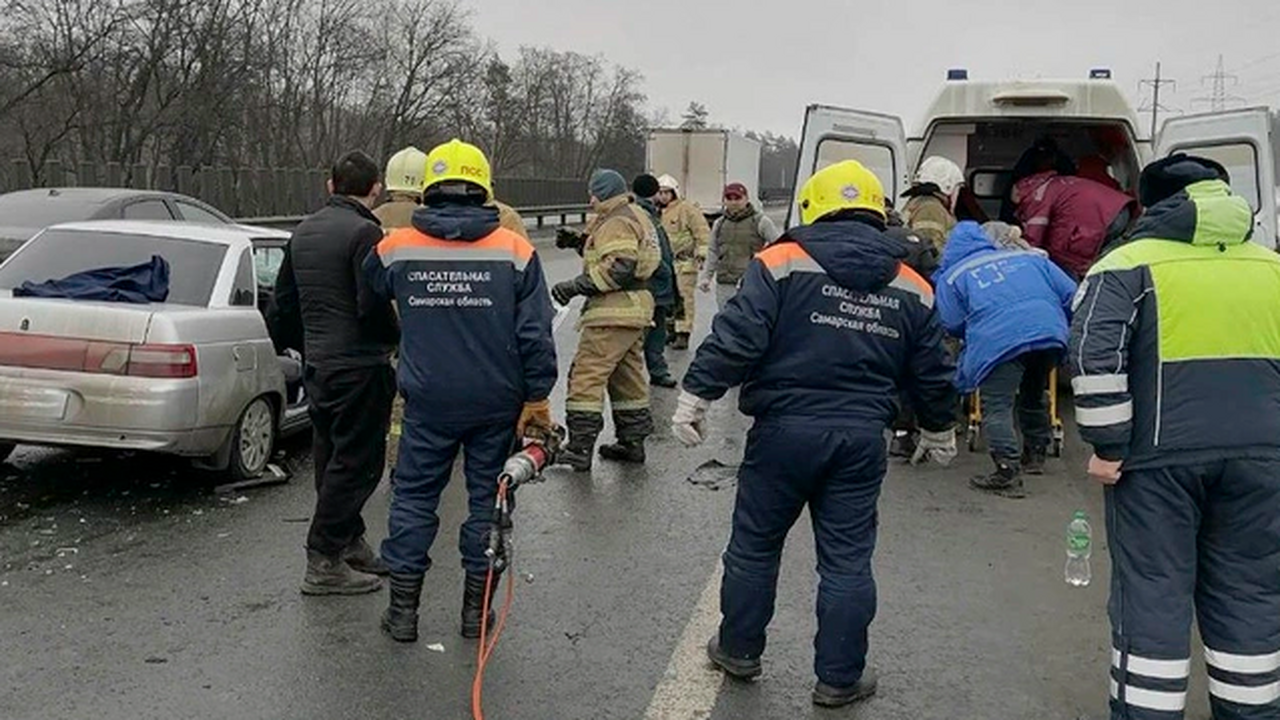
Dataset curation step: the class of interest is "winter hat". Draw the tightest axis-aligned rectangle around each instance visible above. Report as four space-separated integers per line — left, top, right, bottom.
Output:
1139 154 1230 208
982 221 1037 253
632 173 660 199
590 169 628 202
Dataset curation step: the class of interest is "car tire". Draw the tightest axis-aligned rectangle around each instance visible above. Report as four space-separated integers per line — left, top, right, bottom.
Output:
0 441 15 463
228 396 276 481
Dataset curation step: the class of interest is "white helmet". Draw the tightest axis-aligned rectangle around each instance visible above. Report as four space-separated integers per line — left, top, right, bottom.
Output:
384 146 428 194
913 156 965 196
656 174 680 193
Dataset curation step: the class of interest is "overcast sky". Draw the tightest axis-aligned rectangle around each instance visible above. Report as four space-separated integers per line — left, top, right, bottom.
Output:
469 0 1280 138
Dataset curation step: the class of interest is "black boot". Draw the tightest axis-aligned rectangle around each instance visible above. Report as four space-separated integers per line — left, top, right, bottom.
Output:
557 411 602 472
813 668 879 707
599 440 646 464
461 573 499 639
650 374 677 388
342 535 389 576
381 572 423 642
1022 445 1048 475
970 456 1025 498
601 410 652 464
706 635 762 680
300 549 383 596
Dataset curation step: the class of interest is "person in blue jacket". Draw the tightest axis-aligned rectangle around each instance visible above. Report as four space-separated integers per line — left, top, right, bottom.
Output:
935 220 1077 497
362 139 558 643
672 160 957 708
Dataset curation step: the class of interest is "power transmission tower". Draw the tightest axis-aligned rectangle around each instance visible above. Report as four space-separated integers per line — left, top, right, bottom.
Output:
1139 62 1177 139
1193 54 1246 112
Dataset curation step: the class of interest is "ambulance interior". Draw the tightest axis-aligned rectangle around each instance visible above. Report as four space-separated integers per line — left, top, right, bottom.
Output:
914 120 1142 222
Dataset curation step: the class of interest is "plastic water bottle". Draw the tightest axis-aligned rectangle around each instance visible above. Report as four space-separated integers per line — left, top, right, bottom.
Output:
1065 511 1092 587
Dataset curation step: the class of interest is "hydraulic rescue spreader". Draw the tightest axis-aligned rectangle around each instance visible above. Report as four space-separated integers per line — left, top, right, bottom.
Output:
472 425 565 720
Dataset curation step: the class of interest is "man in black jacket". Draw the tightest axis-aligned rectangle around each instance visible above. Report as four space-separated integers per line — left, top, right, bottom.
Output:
270 151 400 596
632 173 679 387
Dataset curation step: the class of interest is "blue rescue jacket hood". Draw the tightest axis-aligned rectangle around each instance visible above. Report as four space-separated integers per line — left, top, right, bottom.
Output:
937 221 998 277
411 203 501 241
786 219 907 293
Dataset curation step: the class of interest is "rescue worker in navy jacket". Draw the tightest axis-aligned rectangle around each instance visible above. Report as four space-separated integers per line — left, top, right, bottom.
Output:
1070 154 1280 720
673 160 957 708
363 139 557 643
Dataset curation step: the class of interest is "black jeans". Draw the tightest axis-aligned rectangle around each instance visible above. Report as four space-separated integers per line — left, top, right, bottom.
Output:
304 363 395 557
645 305 672 380
978 349 1055 461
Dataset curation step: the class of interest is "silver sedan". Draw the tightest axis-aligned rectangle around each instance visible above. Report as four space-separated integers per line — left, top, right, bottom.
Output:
0 220 309 479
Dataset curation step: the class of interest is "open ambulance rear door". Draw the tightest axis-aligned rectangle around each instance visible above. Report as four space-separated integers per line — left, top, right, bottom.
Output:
1157 108 1277 249
789 106 908 228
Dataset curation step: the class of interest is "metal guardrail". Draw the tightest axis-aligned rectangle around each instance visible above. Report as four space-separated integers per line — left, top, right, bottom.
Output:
237 204 593 231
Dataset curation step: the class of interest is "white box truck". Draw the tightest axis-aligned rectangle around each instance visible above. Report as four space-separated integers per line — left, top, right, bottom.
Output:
788 68 1277 248
646 129 762 218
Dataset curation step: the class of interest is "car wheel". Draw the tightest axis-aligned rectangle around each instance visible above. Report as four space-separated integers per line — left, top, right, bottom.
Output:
229 396 276 480
0 442 15 463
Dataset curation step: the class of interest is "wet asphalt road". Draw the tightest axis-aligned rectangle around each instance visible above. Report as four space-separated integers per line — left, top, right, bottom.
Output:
0 221 1217 720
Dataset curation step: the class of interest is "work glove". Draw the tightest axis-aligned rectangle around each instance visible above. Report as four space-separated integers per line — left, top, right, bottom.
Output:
671 390 711 447
910 428 957 466
551 274 596 306
517 399 553 441
555 227 586 253
698 273 713 293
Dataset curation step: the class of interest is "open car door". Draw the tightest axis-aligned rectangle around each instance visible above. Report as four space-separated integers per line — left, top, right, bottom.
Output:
1157 108 1277 249
789 106 907 228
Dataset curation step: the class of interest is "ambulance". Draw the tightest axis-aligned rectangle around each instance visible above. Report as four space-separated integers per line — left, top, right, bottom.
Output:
789 68 1277 248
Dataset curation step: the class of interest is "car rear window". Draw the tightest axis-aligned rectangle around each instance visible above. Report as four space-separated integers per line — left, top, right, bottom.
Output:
0 229 226 306
0 192 103 228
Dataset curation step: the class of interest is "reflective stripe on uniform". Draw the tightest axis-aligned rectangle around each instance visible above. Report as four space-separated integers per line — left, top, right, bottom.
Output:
1111 679 1187 712
756 242 825 281
1206 648 1280 674
889 265 935 309
377 227 534 271
1074 374 1129 396
1076 401 1133 427
944 249 1029 286
1113 649 1190 680
912 220 948 234
1209 678 1280 706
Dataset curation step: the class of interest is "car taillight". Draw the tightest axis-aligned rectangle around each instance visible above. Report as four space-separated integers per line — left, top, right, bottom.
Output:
0 332 197 378
126 344 198 378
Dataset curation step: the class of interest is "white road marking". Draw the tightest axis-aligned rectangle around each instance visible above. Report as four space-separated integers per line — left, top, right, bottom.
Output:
552 301 573 333
643 563 725 720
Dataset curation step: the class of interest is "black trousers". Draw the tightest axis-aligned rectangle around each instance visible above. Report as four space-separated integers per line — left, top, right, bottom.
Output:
303 364 395 557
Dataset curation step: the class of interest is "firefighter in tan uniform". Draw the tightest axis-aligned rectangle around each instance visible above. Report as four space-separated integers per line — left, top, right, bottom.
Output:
900 156 963 252
656 174 711 349
373 146 429 470
375 146 427 230
551 169 661 471
493 200 529 239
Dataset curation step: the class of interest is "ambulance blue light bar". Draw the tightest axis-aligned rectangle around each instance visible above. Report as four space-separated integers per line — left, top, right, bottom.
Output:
1090 68 1112 79
947 68 969 81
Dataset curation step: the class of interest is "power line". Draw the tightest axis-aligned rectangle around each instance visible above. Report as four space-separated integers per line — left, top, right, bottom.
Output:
1138 62 1177 138
1193 54 1247 112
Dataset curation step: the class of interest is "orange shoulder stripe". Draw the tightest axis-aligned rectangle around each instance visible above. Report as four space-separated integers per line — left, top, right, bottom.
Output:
377 226 534 262
896 263 934 299
756 241 811 268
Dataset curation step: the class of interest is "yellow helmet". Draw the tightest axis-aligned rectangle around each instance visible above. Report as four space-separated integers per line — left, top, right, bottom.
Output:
798 160 887 226
384 146 427 194
424 139 492 200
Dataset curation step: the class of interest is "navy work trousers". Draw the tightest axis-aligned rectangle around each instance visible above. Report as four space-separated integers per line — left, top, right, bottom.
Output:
380 412 516 576
1107 459 1280 720
718 421 886 689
